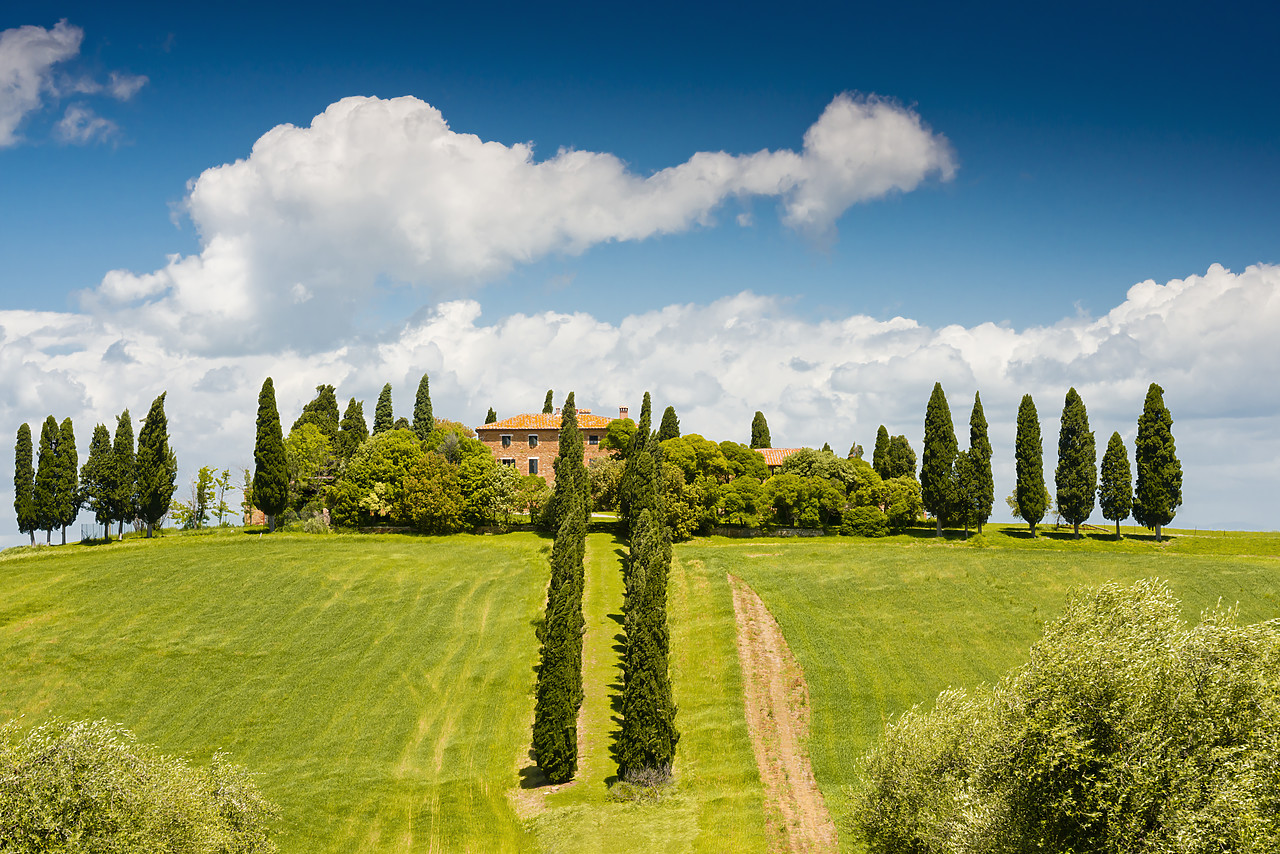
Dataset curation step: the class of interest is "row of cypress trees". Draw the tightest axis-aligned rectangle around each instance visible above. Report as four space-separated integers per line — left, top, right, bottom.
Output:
13 394 177 544
532 394 589 783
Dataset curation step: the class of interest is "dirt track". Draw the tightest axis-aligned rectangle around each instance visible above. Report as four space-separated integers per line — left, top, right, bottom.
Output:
729 574 838 854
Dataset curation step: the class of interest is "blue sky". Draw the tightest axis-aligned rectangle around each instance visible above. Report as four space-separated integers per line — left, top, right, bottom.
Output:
2 1 1279 536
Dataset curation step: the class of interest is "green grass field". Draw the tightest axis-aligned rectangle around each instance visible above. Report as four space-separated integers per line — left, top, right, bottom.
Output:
680 524 1280 850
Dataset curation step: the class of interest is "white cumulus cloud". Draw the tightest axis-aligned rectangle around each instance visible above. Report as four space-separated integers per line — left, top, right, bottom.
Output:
83 93 956 354
0 20 82 147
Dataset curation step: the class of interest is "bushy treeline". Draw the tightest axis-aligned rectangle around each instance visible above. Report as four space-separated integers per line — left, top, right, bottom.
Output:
12 394 176 544
250 375 547 533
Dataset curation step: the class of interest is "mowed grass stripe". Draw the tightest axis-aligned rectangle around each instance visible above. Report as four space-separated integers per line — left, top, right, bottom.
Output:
683 529 1280 851
0 531 547 853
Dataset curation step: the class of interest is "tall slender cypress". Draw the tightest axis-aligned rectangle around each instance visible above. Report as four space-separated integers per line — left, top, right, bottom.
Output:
542 392 590 531
1098 431 1132 538
887 435 916 480
1133 383 1182 542
619 392 653 532
1015 395 1048 535
543 390 555 414
253 379 289 532
33 416 59 544
137 393 177 538
412 373 434 442
485 407 497 424
80 424 113 536
373 384 394 434
872 425 891 479
657 406 680 442
55 418 80 545
1055 387 1096 539
13 424 36 545
109 410 137 539
335 398 368 461
291 385 340 438
969 392 994 534
921 383 957 535
750 411 771 449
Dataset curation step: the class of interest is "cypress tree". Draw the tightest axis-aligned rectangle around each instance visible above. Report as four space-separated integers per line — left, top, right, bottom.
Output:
335 398 368 461
543 390 555 414
54 418 80 545
485 407 497 424
619 392 654 532
887 435 917 480
921 383 958 536
821 442 833 454
109 410 137 540
291 385 339 438
1055 387 1096 539
1133 383 1182 542
80 424 113 536
252 379 288 533
137 393 177 538
872 425 891 479
412 373 434 442
34 416 59 544
750 411 771 449
373 384 394 434
1015 394 1048 536
969 392 994 534
542 392 590 532
13 424 36 545
951 450 979 539
1099 431 1133 538
657 406 680 442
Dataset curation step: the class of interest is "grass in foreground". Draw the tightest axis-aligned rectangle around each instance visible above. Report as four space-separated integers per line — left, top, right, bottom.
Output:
679 524 1280 851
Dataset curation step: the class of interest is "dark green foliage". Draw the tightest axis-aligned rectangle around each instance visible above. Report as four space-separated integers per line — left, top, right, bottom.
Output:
291 385 339 438
0 718 279 852
968 392 994 533
853 580 1280 854
749 411 771 449
841 505 888 537
80 424 114 532
253 379 289 533
393 416 411 431
335 398 367 461
33 416 59 542
871 425 891 478
657 406 680 442
53 418 80 544
412 373 434 442
540 392 590 532
847 442 863 460
1015 394 1048 535
373 384 394 435
543 390 555 414
1055 387 1096 538
1098 432 1133 537
602 418 638 458
1133 383 1182 542
921 383 957 535
485 407 497 424
884 475 923 531
885 435 916 480
619 392 654 532
13 424 36 544
136 394 178 538
950 450 981 538
821 442 833 454
719 441 769 480
109 410 137 539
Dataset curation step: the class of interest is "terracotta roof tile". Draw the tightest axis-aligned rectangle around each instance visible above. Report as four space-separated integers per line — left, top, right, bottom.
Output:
760 447 804 466
477 411 615 432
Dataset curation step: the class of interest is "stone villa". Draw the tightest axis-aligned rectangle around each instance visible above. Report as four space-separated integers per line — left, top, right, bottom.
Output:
475 407 628 488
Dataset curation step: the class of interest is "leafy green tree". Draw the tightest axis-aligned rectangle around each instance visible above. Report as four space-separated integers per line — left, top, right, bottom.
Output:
398 454 465 533
13 424 36 545
846 442 863 460
52 418 81 545
762 473 844 528
842 505 888 537
871 425 891 478
412 373 434 442
137 394 177 538
588 456 625 512
968 392 994 533
1133 383 1182 542
950 450 981 539
1055 387 1096 538
884 475 923 531
485 407 497 424
291 384 339 438
853 579 1280 854
921 383 957 535
657 406 680 441
885 435 916 480
108 410 137 540
326 429 423 527
458 453 519 527
79 424 113 536
33 416 59 543
373 383 394 434
172 467 215 530
750 411 771 449
285 423 333 510
252 379 288 533
601 418 638 458
212 468 234 526
719 441 769 480
1098 431 1132 538
0 718 279 852
543 389 555 414
1015 394 1048 536
335 397 368 461
718 476 764 526
661 434 731 484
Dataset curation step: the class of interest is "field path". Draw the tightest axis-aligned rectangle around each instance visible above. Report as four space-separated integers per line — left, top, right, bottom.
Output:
729 574 837 854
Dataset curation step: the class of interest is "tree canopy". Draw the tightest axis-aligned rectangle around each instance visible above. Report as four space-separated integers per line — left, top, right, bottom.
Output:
750 411 771 449
921 383 957 535
1015 394 1048 535
253 379 288 532
412 373 434 442
657 406 681 441
1098 431 1132 537
1133 383 1182 541
136 394 177 538
1055 387 1096 538
373 384 394 434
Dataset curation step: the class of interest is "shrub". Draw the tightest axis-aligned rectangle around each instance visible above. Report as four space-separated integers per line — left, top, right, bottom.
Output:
842 505 888 537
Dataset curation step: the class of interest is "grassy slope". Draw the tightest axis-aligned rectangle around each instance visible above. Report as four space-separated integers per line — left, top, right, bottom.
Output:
679 525 1280 850
0 530 547 853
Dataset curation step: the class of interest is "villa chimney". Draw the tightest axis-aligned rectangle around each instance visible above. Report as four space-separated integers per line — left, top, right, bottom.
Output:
619 406 630 419
554 407 561 416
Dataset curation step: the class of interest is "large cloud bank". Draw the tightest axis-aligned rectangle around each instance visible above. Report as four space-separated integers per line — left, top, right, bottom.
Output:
3 262 1277 540
84 94 956 353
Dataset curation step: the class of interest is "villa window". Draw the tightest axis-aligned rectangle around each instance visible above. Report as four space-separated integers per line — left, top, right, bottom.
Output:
588 435 599 445
528 434 538 448
529 458 539 475
501 434 511 448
